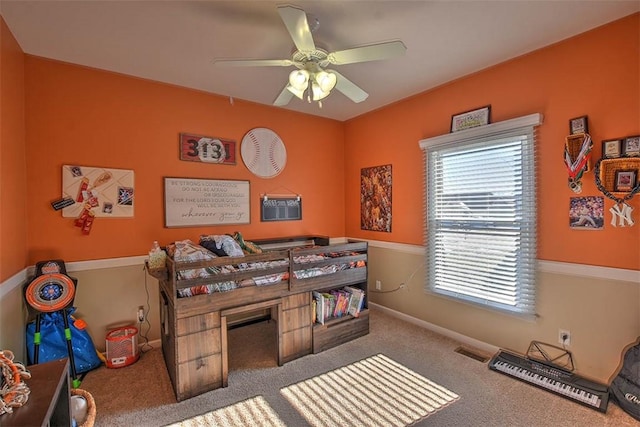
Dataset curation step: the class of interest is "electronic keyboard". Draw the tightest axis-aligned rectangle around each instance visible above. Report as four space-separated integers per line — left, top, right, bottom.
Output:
489 350 609 413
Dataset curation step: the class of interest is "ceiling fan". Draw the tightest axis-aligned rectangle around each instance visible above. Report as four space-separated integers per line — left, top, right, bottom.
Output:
213 4 406 107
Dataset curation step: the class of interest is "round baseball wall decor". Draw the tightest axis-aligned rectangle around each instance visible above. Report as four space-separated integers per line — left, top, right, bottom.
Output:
241 128 287 178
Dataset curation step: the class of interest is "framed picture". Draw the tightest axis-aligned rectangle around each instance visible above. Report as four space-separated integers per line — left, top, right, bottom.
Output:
614 169 637 192
569 115 588 135
623 136 640 157
450 105 491 132
360 164 392 232
569 196 604 230
179 133 236 165
602 139 622 159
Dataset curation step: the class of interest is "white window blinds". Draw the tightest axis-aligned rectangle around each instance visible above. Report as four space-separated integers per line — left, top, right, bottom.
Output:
419 114 542 316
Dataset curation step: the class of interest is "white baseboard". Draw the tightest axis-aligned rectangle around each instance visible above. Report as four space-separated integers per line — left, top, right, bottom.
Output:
139 338 161 351
369 302 500 355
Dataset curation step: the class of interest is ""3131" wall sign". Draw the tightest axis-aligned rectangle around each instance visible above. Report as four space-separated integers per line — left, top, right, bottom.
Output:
179 133 236 165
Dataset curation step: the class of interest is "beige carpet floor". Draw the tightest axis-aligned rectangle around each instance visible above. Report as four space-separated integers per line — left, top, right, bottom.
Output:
281 353 459 426
77 308 637 426
166 395 286 427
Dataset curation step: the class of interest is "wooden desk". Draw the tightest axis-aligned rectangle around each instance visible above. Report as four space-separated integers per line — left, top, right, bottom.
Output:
1 358 71 427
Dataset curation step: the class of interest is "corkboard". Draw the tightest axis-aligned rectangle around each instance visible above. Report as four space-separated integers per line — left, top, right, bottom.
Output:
62 165 134 218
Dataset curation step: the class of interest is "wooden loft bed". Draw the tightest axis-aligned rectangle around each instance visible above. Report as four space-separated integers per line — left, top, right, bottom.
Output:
147 235 369 401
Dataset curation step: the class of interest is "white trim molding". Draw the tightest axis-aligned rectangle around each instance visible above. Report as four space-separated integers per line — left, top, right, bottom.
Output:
65 255 148 273
1 255 149 301
359 238 424 255
537 260 639 283
0 268 28 299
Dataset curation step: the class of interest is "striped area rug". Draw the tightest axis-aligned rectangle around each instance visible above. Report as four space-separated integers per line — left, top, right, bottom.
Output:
280 354 460 427
167 395 286 427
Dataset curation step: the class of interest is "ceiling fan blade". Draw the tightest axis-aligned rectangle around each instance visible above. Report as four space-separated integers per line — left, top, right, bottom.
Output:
214 59 294 67
331 70 369 103
327 40 406 65
274 85 294 106
277 5 315 53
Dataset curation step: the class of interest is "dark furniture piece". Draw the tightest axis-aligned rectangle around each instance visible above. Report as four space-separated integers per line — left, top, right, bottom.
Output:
1 358 71 426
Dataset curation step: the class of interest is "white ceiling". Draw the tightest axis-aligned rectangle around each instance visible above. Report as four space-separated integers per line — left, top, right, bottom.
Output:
1 1 638 122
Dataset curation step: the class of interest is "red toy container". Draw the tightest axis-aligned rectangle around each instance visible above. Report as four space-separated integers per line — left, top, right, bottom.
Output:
105 326 139 368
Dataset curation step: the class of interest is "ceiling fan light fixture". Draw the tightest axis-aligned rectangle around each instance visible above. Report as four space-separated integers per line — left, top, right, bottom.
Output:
216 5 404 109
289 69 309 91
286 84 305 100
315 71 337 93
311 81 331 101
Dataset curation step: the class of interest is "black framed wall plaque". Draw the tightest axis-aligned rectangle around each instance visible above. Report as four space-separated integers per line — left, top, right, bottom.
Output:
260 197 302 222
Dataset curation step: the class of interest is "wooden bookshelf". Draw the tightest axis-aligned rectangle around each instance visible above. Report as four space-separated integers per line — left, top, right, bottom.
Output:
313 310 370 354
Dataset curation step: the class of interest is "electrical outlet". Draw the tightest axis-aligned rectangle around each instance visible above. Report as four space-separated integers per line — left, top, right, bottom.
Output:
558 329 571 346
375 280 382 290
137 306 145 323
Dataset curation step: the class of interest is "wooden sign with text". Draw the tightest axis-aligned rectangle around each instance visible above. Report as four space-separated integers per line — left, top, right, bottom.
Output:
164 177 250 227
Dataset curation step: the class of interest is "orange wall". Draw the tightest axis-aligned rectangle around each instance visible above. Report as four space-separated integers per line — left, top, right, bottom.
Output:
24 58 345 263
7 13 640 270
345 13 640 270
0 17 27 282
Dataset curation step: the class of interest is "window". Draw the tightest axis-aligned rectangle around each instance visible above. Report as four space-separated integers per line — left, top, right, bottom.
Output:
419 114 542 316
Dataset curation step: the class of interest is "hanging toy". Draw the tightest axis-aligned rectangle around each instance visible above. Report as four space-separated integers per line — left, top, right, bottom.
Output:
564 133 593 194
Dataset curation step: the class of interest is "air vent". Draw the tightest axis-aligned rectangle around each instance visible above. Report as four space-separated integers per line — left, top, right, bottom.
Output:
454 346 490 363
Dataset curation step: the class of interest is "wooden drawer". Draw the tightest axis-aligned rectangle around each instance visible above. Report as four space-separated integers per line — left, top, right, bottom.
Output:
281 305 311 334
282 292 310 310
280 326 312 364
176 353 223 401
313 310 369 354
176 328 222 363
176 312 220 336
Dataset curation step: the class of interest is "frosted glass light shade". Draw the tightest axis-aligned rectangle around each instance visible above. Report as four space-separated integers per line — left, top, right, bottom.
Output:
315 71 337 93
289 70 309 91
311 82 331 101
286 84 305 99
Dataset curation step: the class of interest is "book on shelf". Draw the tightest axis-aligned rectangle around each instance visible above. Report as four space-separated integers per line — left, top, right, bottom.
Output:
311 298 317 325
312 291 325 325
330 289 350 318
313 286 366 324
344 286 365 318
323 292 335 321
